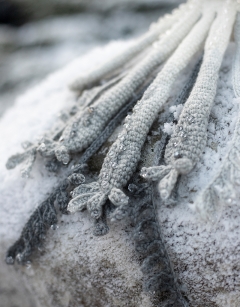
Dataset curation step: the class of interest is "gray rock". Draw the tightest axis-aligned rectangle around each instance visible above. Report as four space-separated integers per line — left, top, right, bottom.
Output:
0 31 240 307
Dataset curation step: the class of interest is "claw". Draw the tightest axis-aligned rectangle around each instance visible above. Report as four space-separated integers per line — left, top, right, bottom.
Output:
6 150 32 170
110 205 129 222
109 188 129 207
68 173 85 185
20 148 37 178
140 165 172 181
38 140 55 157
55 145 70 165
68 193 92 212
71 182 100 198
87 193 107 219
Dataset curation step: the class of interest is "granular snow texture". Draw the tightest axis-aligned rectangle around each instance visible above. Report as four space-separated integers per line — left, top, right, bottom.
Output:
0 38 239 307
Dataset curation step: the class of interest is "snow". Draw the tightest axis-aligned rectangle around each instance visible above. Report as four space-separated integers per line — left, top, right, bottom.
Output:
169 103 184 120
163 122 175 135
157 43 240 306
0 36 239 306
0 40 154 307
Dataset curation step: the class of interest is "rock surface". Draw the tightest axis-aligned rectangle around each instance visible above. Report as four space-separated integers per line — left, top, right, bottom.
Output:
0 36 240 307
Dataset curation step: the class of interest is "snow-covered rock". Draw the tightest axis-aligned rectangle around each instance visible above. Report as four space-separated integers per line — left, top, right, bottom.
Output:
0 38 240 307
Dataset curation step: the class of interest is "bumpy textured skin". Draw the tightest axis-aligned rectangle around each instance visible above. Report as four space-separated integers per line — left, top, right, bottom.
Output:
131 188 189 307
129 94 194 306
110 57 203 222
68 7 214 220
5 1 200 170
55 5 201 165
142 2 236 201
5 80 150 264
113 64 201 303
69 0 193 92
5 180 69 265
6 147 37 178
5 73 125 175
194 11 240 220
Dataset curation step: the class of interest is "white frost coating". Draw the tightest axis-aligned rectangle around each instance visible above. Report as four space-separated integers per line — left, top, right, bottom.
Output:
169 103 184 120
163 122 175 135
0 41 153 307
156 48 240 304
0 42 137 241
1 19 240 307
55 3 202 165
194 11 240 220
68 8 214 219
69 0 194 92
142 1 237 201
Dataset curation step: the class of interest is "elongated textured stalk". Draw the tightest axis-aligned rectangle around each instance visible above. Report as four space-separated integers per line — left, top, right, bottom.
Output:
68 8 215 220
111 57 203 222
5 73 125 176
5 82 150 265
129 137 188 306
194 11 240 220
77 83 153 167
69 0 196 92
5 1 201 170
141 2 236 201
131 56 198 306
55 4 202 165
94 71 198 300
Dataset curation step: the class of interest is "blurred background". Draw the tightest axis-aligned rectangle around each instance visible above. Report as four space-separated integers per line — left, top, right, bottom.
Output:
0 0 183 117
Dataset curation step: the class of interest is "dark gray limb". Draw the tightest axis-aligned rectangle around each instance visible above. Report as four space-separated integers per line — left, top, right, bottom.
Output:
127 59 205 306
5 79 152 264
6 194 58 264
6 147 37 170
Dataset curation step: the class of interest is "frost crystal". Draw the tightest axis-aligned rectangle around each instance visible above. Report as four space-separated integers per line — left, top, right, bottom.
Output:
4 1 240 304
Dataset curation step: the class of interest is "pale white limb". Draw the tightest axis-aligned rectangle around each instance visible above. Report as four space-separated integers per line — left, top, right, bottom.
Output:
68 6 214 219
142 1 236 201
69 0 199 92
194 10 240 220
57 3 202 164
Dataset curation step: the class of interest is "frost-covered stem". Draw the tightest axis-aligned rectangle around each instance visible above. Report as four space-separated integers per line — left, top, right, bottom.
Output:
68 8 214 219
69 0 197 92
5 80 151 264
5 74 125 176
6 192 59 264
56 5 202 165
130 128 188 305
142 2 236 201
77 82 153 167
111 56 202 222
194 11 240 220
